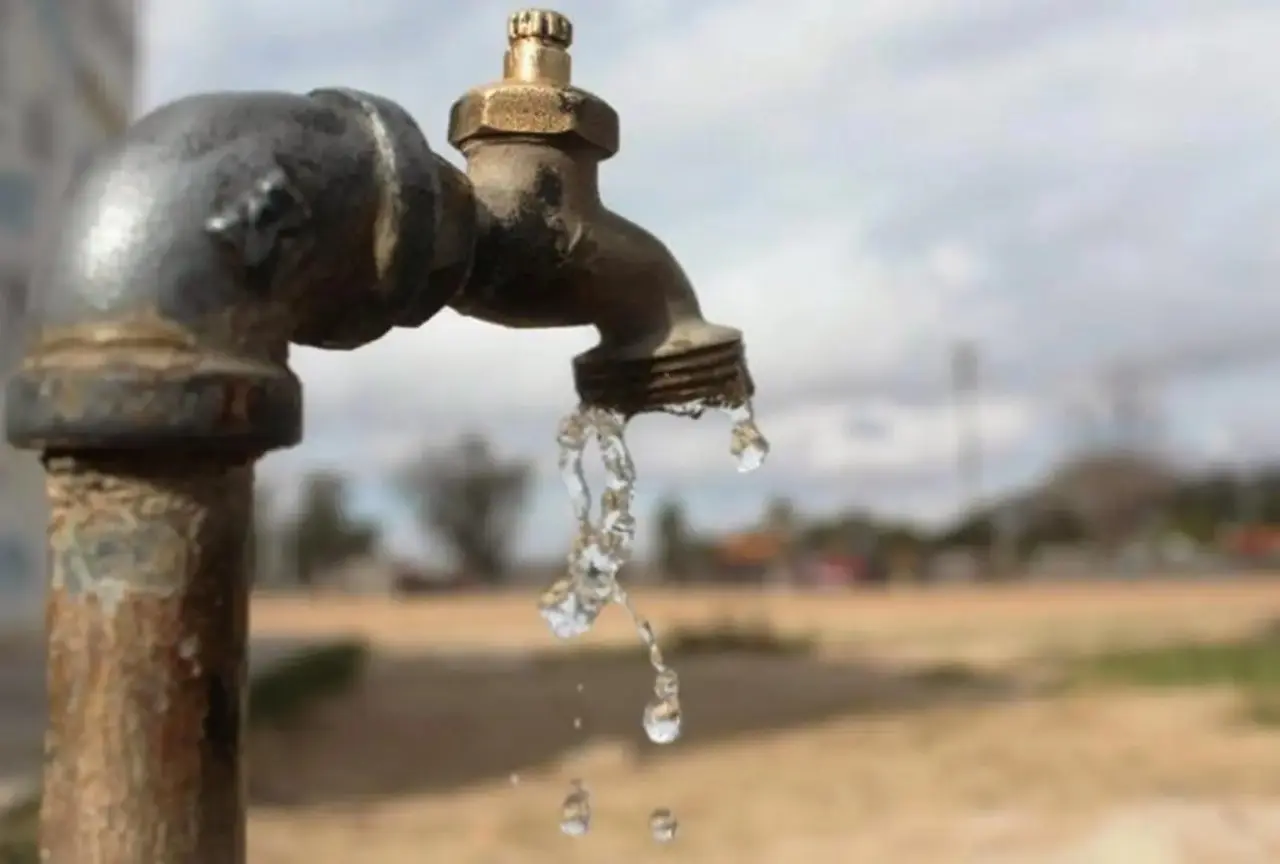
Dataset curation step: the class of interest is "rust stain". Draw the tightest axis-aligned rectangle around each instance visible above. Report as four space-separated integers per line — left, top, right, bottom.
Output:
41 458 252 864
47 462 193 615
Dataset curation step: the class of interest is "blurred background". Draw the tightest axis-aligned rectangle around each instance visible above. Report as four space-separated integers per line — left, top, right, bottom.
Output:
5 0 1280 861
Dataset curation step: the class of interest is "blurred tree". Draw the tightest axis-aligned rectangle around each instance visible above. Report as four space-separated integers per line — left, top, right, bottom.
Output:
398 433 532 583
1015 505 1089 555
935 509 994 549
763 496 797 535
283 472 380 586
655 497 692 581
761 496 799 580
1042 448 1177 552
800 510 884 554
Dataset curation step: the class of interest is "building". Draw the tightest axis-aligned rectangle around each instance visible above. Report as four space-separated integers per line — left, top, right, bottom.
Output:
0 0 136 629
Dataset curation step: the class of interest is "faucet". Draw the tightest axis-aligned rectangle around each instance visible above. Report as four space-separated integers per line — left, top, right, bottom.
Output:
441 8 754 416
1 9 755 864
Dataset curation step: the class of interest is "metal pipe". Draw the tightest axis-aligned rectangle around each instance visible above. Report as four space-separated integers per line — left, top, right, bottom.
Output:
7 86 451 864
41 454 252 863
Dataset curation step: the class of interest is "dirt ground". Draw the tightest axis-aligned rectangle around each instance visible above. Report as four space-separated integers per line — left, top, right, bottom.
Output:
246 579 1280 863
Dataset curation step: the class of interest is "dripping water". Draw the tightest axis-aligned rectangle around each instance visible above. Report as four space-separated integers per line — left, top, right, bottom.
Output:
540 397 769 836
649 807 679 843
559 779 591 837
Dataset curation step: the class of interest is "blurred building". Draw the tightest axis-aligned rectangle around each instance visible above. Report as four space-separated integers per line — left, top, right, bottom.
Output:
0 0 136 628
712 530 788 584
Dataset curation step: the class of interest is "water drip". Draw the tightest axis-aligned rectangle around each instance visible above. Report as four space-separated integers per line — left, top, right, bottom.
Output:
541 398 769 836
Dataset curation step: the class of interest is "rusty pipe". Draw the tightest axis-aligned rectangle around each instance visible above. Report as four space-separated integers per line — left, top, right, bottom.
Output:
41 455 252 863
443 9 756 417
4 88 457 864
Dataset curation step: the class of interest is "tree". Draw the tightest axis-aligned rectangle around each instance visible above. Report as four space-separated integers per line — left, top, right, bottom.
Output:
654 497 692 581
763 496 797 536
283 472 380 586
1042 448 1177 552
398 433 532 583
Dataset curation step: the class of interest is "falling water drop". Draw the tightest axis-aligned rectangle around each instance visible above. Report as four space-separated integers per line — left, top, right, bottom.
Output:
654 667 679 698
649 807 679 843
643 695 682 744
537 575 597 639
725 401 770 472
560 779 591 837
661 400 707 419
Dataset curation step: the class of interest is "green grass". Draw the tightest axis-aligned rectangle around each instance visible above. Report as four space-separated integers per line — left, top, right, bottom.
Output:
531 618 818 671
1074 630 1280 690
664 618 816 657
246 641 369 728
0 640 369 864
1244 690 1280 727
908 661 990 689
1070 622 1280 732
0 798 38 864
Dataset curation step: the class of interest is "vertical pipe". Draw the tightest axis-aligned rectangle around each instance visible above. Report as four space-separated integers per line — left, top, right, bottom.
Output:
39 454 252 864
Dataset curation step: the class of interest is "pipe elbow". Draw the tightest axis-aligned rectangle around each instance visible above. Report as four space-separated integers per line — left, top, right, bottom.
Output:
7 88 459 455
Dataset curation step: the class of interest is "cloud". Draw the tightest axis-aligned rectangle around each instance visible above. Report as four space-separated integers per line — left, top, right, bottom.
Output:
133 0 1280 553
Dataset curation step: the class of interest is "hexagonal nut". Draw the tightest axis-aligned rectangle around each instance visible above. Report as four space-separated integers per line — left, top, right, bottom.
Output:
448 83 619 156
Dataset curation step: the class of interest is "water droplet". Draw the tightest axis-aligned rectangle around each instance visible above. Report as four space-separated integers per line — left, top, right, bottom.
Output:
573 716 583 730
560 780 591 837
649 807 678 842
577 682 585 693
725 401 769 473
662 399 707 419
643 695 682 744
654 668 679 699
509 772 521 786
538 576 602 639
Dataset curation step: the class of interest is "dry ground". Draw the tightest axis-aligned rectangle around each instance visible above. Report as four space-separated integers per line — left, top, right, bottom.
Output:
245 579 1280 862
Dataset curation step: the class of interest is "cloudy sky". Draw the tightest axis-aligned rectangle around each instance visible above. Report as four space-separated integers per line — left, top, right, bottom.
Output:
138 0 1280 560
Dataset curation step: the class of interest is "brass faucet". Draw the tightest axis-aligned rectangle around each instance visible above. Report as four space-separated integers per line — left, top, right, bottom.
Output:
2 10 757 864
439 9 755 416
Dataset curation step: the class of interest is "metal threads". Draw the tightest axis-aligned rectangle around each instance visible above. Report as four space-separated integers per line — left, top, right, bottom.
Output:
508 9 573 47
572 339 756 418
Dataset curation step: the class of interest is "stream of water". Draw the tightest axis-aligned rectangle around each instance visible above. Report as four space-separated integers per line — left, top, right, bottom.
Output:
541 400 769 839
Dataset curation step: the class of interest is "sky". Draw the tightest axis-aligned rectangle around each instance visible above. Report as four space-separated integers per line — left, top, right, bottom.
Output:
135 0 1280 561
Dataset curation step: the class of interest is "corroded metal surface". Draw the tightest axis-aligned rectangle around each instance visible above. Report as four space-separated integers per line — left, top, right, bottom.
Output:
40 456 251 864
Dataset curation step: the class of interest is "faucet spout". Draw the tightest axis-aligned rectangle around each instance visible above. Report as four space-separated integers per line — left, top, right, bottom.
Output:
443 8 755 417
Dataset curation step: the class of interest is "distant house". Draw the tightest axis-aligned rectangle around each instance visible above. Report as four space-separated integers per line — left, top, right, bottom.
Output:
1220 525 1280 564
711 530 789 584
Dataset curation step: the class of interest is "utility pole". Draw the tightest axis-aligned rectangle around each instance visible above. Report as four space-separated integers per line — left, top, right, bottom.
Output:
951 340 982 515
